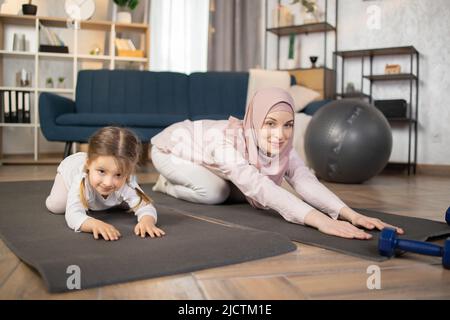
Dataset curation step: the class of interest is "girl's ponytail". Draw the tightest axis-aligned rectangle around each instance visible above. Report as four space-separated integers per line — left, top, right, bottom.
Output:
131 186 153 211
79 176 89 209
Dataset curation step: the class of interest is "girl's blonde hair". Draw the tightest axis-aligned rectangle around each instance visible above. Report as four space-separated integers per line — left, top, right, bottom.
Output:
79 126 152 210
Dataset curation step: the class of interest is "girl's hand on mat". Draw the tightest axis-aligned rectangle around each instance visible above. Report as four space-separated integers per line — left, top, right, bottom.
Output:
134 216 166 238
340 207 404 235
81 218 121 241
305 210 372 239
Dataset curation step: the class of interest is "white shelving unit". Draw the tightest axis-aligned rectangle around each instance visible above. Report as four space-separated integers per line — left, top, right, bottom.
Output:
0 13 150 164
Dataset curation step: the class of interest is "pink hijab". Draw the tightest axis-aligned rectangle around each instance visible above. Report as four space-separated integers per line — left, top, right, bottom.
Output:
227 87 295 208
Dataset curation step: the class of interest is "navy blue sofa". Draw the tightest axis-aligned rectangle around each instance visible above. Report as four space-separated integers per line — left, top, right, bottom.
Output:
39 70 249 157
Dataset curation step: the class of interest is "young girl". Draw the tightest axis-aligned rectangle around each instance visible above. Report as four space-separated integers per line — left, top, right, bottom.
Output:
151 87 403 239
46 126 165 241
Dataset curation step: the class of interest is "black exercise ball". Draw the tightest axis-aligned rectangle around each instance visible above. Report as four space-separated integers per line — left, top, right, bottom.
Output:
304 99 392 184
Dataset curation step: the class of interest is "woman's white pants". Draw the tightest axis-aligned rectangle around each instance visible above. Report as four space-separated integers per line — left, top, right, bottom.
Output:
151 146 245 204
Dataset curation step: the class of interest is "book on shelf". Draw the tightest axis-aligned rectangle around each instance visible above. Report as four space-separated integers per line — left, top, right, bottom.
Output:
24 92 31 123
115 38 144 58
10 90 17 123
0 90 31 124
17 91 23 123
2 91 10 123
39 22 65 46
39 45 69 53
38 22 69 53
126 39 136 50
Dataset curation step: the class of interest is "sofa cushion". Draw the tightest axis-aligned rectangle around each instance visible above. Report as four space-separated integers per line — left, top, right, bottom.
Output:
75 70 190 116
302 99 333 116
189 72 248 119
56 113 187 128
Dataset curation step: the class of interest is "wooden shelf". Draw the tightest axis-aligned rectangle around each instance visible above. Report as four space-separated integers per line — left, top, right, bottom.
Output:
0 123 35 128
38 52 74 59
37 88 74 93
80 20 113 32
335 46 418 58
364 74 417 81
0 86 34 91
77 54 111 61
0 13 36 26
39 17 70 28
115 56 147 62
335 92 371 99
0 13 148 32
115 22 148 32
279 67 334 72
267 22 335 36
0 50 35 57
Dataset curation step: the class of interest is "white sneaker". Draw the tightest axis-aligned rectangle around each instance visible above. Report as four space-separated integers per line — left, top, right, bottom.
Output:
152 174 168 193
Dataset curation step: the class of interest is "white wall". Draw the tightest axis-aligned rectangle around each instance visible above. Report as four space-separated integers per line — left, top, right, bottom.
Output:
338 0 450 165
266 0 450 165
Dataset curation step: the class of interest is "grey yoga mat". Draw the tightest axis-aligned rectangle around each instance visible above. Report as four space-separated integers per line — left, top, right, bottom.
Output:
143 185 450 262
0 181 295 293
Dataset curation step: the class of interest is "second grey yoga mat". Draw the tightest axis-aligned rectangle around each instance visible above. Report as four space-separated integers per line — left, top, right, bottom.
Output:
144 186 450 262
0 181 295 293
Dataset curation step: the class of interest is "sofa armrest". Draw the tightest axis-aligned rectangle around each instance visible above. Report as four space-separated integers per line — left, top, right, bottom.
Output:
39 92 76 141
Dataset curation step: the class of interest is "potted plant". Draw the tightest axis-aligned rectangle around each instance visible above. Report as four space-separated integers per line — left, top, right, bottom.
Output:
22 0 37 16
113 0 139 24
57 77 66 89
46 77 54 89
291 0 320 23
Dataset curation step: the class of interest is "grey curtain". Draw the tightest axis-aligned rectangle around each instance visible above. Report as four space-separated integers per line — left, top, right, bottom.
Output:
207 0 262 71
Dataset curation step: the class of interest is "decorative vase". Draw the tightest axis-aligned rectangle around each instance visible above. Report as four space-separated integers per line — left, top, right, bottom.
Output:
117 11 132 24
22 4 37 16
300 4 319 24
346 82 356 93
272 5 293 27
17 69 31 87
309 56 318 68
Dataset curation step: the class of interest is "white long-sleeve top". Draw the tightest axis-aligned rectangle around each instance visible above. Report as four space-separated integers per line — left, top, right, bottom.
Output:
151 119 347 225
57 152 157 232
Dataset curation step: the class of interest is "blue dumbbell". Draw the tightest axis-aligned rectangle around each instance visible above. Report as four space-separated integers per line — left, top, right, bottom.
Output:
446 207 450 225
378 227 450 269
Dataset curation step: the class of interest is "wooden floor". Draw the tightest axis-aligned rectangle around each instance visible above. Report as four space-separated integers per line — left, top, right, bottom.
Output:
0 162 449 299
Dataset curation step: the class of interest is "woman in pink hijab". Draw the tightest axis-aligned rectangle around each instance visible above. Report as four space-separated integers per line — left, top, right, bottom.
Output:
151 87 403 239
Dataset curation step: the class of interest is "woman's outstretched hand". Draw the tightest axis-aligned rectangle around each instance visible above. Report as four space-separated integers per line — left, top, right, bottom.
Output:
305 209 372 239
304 207 405 240
339 207 404 235
318 218 373 239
